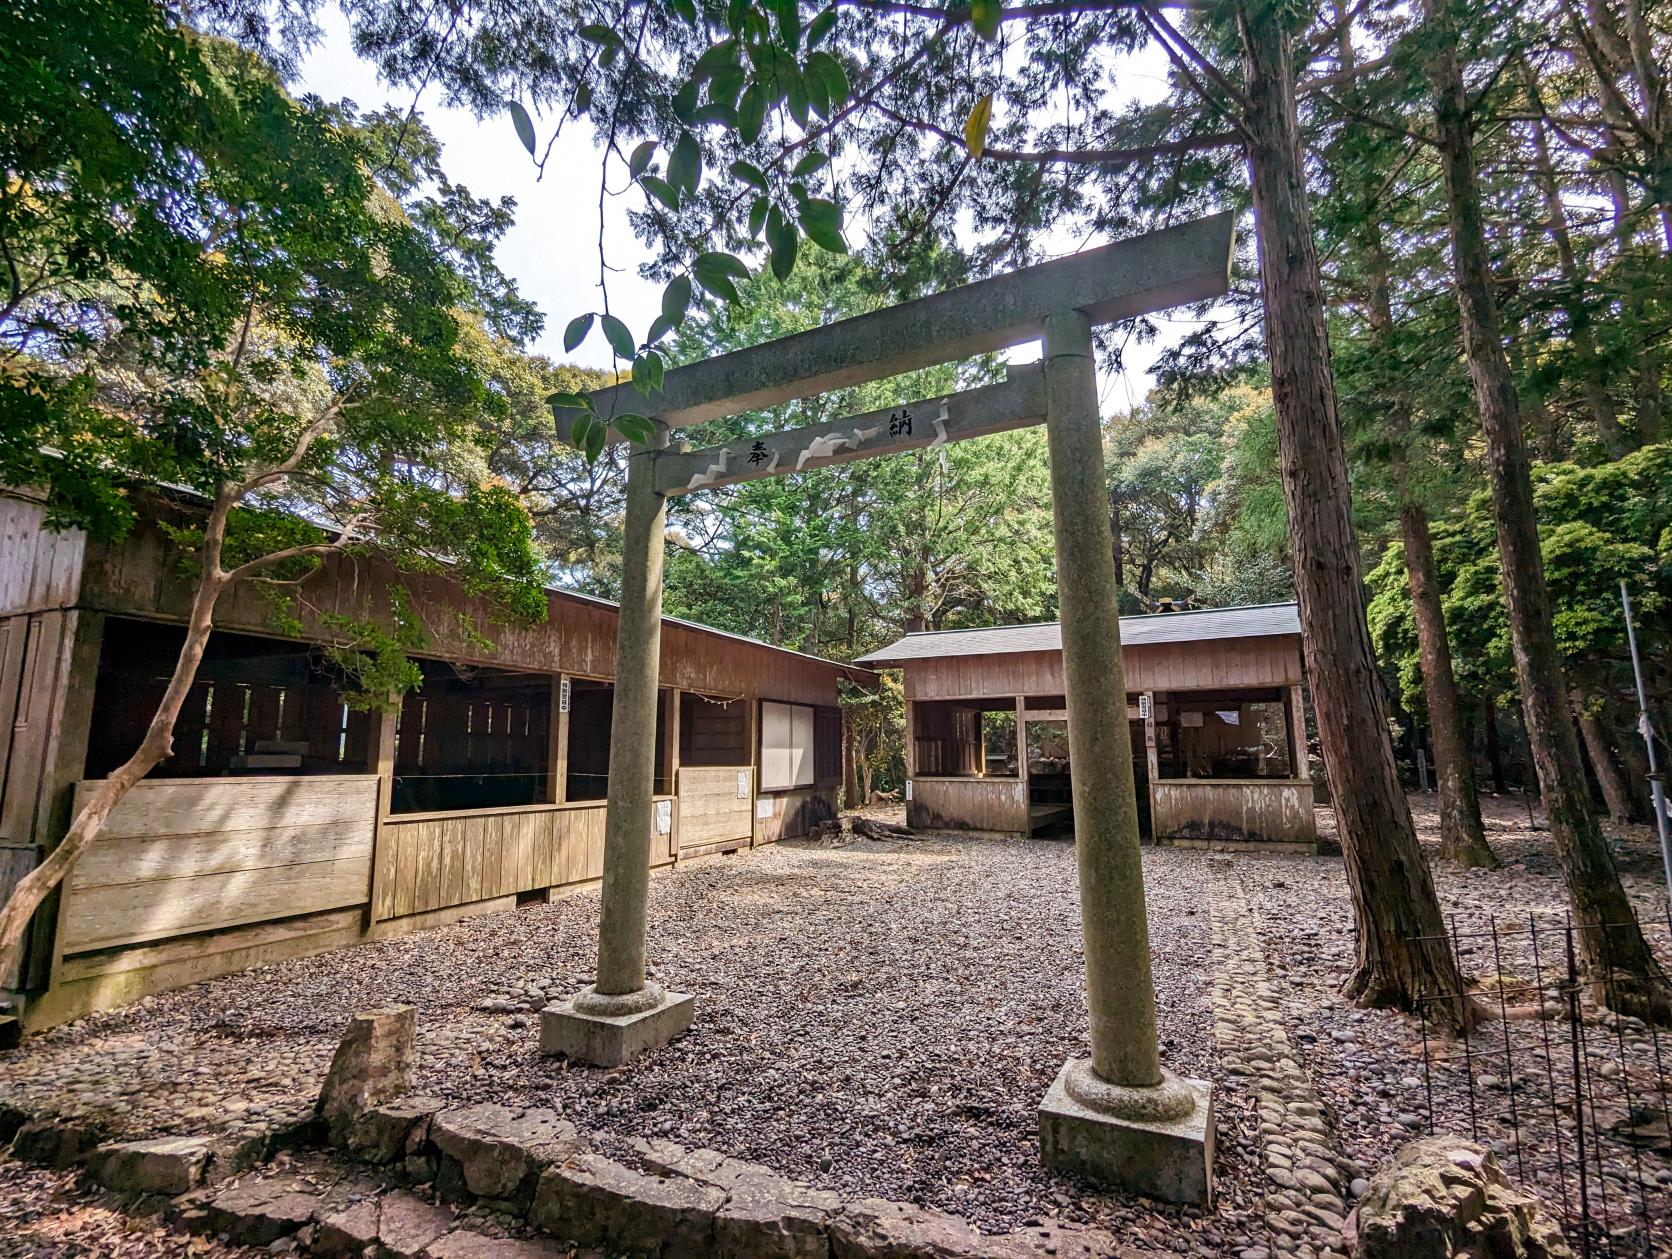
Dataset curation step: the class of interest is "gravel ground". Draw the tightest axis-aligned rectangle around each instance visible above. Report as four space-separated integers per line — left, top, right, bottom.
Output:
5 794 1668 1254
1252 793 1672 1255
1 833 1250 1248
0 1156 254 1258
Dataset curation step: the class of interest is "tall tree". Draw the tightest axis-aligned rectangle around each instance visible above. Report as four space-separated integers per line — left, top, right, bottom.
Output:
1233 0 1472 1018
1419 0 1668 1014
0 11 547 978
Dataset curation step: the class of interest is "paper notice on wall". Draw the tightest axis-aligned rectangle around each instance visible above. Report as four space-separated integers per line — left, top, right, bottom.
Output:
756 798 774 819
905 780 913 801
737 770 750 799
655 799 672 834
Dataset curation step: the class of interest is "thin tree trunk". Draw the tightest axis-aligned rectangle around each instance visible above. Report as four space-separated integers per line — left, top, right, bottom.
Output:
1426 0 1669 1018
1403 500 1498 866
1522 75 1629 457
1354 192 1497 868
1484 699 1508 794
1572 690 1638 825
0 492 234 982
1236 0 1475 1027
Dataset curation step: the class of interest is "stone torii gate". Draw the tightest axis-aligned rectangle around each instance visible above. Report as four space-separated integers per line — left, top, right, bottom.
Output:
542 213 1234 1204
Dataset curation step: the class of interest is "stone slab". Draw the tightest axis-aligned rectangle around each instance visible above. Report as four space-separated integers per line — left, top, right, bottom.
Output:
201 1176 323 1246
531 1151 724 1256
87 1135 214 1195
346 1094 446 1166
375 1191 457 1258
423 1230 567 1259
539 991 695 1067
829 1198 1035 1258
1038 1060 1215 1207
430 1103 580 1202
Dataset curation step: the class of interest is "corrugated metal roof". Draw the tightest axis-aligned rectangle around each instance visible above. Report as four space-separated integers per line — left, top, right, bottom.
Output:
853 601 1301 666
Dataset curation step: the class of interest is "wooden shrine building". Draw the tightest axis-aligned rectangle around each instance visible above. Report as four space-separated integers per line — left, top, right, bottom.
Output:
857 602 1316 851
0 487 870 1028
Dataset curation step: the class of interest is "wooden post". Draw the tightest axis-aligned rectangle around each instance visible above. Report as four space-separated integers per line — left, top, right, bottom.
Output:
35 610 105 994
1016 694 1030 837
664 688 682 859
593 428 668 998
749 698 762 846
1143 690 1161 842
365 699 399 924
1288 683 1309 780
548 674 570 804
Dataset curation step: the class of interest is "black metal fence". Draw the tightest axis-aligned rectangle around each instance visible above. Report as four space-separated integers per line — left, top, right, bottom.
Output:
1410 911 1672 1257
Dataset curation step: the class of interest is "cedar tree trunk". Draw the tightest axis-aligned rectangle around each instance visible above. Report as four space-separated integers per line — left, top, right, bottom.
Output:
1236 0 1475 1026
1425 0 1669 1017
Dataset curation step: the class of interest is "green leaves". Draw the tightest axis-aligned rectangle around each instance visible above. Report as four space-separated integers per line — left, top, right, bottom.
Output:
804 52 850 112
766 207 798 280
600 313 636 360
798 198 848 254
737 84 767 144
613 413 659 445
965 94 993 159
694 251 750 301
793 150 830 178
628 140 656 180
662 275 693 324
970 0 1001 41
508 101 536 156
668 131 703 194
640 175 680 211
563 313 594 352
731 158 769 191
631 350 666 395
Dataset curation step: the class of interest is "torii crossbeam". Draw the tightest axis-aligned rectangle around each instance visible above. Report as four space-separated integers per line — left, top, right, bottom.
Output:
542 212 1235 1206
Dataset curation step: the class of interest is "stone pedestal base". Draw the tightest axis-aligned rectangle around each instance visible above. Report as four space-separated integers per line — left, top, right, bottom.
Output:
539 990 694 1067
1039 1059 1214 1206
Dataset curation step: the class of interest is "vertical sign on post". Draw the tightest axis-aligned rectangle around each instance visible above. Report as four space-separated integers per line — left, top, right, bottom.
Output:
558 677 572 714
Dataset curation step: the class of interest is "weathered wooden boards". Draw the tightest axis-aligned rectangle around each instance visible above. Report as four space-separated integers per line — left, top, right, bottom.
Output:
1151 779 1316 848
676 766 753 849
59 776 378 953
908 776 1029 836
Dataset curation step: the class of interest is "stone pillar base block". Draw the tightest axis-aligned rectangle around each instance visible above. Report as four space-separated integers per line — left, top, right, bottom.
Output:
540 991 694 1067
1039 1058 1215 1206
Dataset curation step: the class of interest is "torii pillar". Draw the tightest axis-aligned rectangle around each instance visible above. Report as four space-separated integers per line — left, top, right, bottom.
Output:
1034 308 1214 1205
542 215 1230 1203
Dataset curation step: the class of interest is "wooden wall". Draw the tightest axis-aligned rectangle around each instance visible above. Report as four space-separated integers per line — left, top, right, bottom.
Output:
59 776 378 953
1151 778 1316 848
677 766 753 851
0 494 84 616
911 702 983 776
753 786 836 845
907 776 1028 835
902 637 1302 701
372 799 676 921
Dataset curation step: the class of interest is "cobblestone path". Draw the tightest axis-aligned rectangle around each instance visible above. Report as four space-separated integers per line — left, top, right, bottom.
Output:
1209 861 1359 1259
